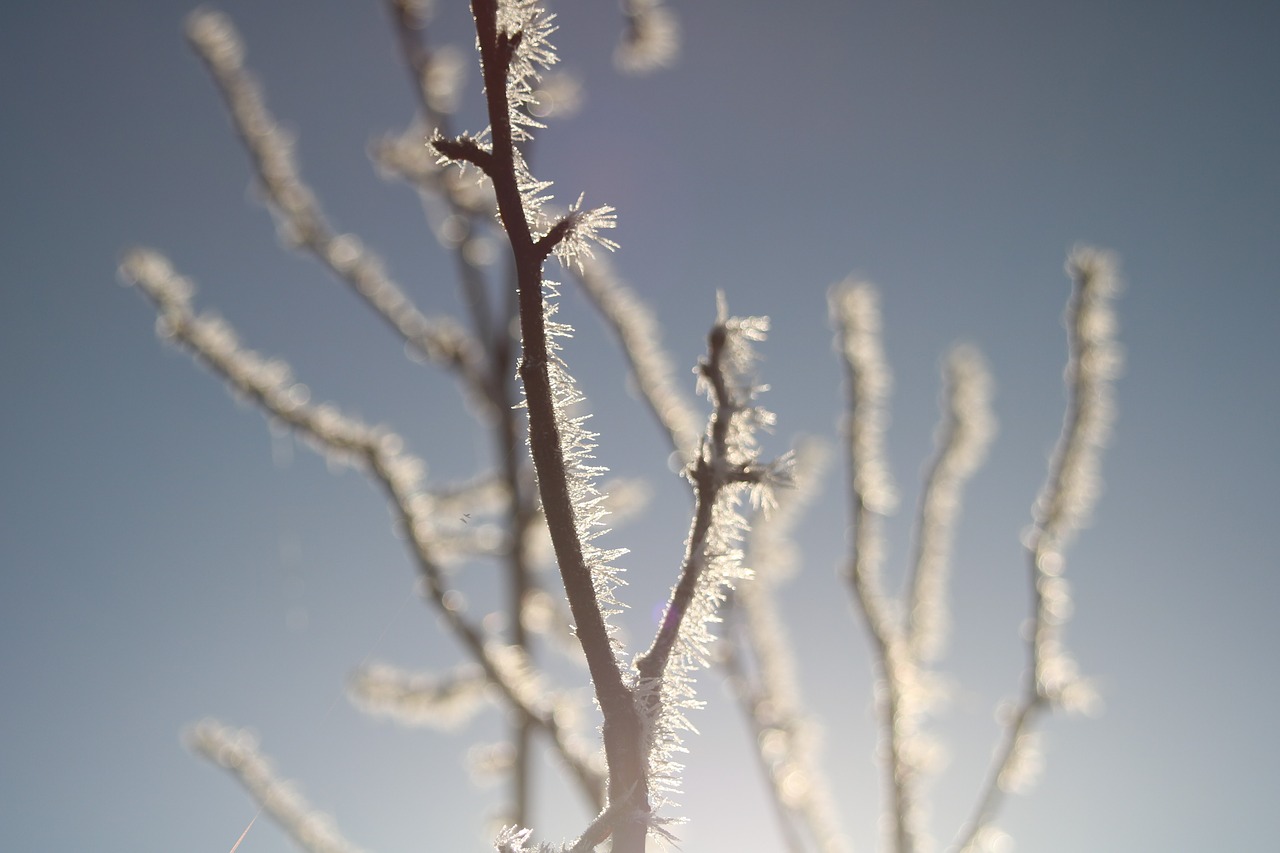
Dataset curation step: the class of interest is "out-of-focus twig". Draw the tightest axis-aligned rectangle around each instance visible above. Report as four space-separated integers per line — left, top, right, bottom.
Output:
121 249 605 809
950 248 1120 853
185 10 489 402
572 255 701 465
188 720 367 853
724 439 850 853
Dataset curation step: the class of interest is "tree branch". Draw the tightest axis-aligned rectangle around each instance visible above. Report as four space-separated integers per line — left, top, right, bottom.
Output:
949 249 1119 852
463 1 648 847
120 248 605 810
185 10 488 400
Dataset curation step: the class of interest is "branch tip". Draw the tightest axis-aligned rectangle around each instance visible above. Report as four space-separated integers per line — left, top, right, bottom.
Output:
432 134 494 174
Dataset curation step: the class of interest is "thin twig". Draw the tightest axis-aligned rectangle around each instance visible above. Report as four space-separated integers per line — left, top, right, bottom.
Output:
120 248 605 809
903 346 995 661
725 439 850 853
188 720 367 853
636 317 754 681
571 255 701 464
635 302 784 813
949 249 1119 852
831 280 922 853
185 10 489 401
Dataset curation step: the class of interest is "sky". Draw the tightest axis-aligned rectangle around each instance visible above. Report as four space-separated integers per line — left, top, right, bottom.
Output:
2 0 1278 850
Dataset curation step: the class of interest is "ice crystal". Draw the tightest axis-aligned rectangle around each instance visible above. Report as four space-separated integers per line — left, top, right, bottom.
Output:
550 195 619 271
495 825 554 853
495 0 558 124
438 2 620 260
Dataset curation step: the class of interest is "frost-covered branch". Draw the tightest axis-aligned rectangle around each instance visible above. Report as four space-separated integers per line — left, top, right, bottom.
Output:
185 9 487 400
119 248 604 810
571 255 701 465
126 3 1124 849
635 299 790 815
348 661 490 729
385 0 508 366
388 1 588 825
433 2 644 847
188 720 366 853
724 439 850 853
830 282 899 639
831 280 928 853
904 347 996 661
950 248 1120 853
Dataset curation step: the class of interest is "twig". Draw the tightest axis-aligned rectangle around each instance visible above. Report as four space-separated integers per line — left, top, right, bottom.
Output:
188 720 366 853
120 248 605 809
185 10 489 401
636 311 767 681
831 280 924 853
949 248 1120 852
635 301 785 811
725 439 850 853
571 255 701 465
903 346 996 661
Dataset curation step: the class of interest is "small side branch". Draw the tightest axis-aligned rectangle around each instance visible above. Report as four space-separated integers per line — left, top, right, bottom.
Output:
635 301 787 808
433 134 496 174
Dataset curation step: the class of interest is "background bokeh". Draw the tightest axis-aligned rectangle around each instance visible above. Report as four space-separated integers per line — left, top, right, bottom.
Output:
2 1 1277 850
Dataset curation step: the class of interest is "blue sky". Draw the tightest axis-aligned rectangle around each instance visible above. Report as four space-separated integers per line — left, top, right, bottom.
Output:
2 0 1278 850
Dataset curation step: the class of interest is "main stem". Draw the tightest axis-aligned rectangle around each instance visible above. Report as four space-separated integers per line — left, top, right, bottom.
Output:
465 1 648 847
